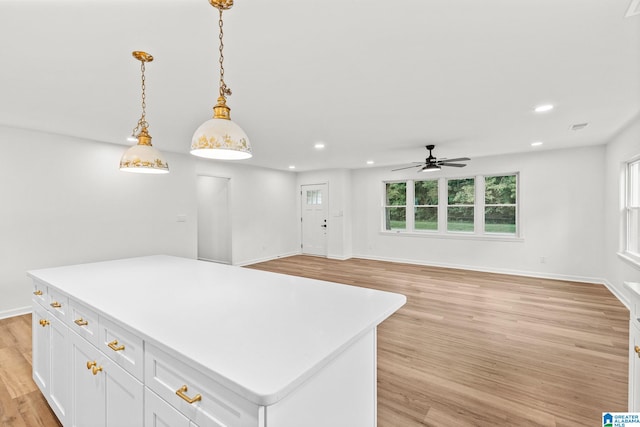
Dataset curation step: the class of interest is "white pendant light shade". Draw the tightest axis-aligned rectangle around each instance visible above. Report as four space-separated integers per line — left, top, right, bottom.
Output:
120 131 169 174
191 117 251 160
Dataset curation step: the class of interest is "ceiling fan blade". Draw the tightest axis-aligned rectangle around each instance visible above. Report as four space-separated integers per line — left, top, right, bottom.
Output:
392 164 424 171
439 163 467 167
439 157 470 163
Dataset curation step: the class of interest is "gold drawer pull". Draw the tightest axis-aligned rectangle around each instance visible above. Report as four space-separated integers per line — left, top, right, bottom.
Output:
176 385 202 404
635 345 640 356
39 319 50 327
33 290 43 296
50 301 61 308
74 318 89 326
86 360 96 369
108 340 125 352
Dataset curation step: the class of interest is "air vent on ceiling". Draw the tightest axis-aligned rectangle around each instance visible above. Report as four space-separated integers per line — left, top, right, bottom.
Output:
626 0 640 17
570 123 589 131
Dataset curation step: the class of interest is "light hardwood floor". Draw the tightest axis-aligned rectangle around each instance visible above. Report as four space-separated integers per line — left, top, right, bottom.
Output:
0 256 628 426
248 256 629 427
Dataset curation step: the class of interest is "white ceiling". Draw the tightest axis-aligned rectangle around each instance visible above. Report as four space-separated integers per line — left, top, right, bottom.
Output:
1 0 639 171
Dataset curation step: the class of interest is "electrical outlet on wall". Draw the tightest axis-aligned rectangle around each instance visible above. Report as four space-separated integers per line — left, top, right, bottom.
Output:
540 256 546 264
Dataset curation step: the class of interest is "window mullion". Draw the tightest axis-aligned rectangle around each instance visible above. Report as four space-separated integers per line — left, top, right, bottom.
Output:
407 180 415 231
476 175 484 235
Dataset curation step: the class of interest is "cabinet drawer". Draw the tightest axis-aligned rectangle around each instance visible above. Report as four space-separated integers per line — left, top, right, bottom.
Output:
145 344 258 427
68 299 100 347
99 317 144 381
32 281 48 306
47 288 69 322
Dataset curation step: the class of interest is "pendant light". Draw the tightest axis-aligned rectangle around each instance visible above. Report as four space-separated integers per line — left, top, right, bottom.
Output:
120 51 169 174
191 0 252 160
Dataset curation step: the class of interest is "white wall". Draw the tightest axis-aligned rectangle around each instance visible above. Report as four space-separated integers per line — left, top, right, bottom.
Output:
0 126 197 317
297 169 353 260
196 160 299 266
604 115 640 307
351 146 606 282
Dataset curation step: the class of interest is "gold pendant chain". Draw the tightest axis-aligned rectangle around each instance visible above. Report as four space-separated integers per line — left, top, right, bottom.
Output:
218 8 232 98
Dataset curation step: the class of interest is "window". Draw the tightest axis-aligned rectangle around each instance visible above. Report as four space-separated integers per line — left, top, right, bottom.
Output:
306 190 322 205
382 173 519 238
484 175 517 234
447 178 475 232
626 159 640 262
385 182 406 230
414 180 438 231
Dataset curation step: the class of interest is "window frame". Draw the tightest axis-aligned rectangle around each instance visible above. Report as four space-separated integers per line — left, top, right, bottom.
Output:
383 181 408 231
483 173 519 236
621 158 640 268
414 179 439 232
381 172 521 240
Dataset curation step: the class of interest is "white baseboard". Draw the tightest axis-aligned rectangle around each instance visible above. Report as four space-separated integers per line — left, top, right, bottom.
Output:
0 306 31 320
236 251 301 267
603 279 630 309
351 253 607 285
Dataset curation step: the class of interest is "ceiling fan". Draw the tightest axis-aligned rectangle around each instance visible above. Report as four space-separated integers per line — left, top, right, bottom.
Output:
392 145 470 172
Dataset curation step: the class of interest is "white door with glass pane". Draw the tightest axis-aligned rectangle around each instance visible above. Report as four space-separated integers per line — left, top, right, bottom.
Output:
301 184 328 256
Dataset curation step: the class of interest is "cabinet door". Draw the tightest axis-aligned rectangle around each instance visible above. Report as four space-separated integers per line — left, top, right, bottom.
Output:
48 315 70 425
631 322 640 411
32 304 50 395
71 331 106 427
105 357 143 427
145 388 190 427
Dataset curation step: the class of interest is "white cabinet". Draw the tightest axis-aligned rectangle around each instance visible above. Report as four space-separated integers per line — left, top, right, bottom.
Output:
70 331 143 427
630 320 640 411
29 256 406 427
626 282 640 411
32 299 70 425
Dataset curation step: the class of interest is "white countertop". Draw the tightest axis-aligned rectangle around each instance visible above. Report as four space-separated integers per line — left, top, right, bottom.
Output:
28 255 405 406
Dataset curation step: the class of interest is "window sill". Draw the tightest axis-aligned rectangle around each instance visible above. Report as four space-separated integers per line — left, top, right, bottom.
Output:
618 252 640 270
379 230 524 242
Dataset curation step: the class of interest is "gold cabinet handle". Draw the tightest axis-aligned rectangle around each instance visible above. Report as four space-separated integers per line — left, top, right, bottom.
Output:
176 385 202 404
33 290 43 296
39 319 50 327
50 301 61 308
74 318 88 326
92 365 103 375
86 360 97 370
107 340 125 352
635 345 640 357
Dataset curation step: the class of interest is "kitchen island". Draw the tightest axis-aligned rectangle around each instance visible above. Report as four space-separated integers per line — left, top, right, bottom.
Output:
28 255 406 427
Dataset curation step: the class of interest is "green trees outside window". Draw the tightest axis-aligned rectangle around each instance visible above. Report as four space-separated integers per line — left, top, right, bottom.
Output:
414 180 438 230
385 182 406 230
383 174 518 236
447 178 475 232
485 175 517 233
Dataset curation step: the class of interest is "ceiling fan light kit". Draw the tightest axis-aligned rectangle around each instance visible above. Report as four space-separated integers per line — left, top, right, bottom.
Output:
190 0 252 160
392 145 470 173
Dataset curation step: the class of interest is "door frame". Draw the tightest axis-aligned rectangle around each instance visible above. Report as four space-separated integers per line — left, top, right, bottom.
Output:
300 182 329 257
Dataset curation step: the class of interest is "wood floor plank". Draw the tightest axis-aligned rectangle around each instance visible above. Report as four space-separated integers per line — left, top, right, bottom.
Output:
0 348 37 400
248 256 628 426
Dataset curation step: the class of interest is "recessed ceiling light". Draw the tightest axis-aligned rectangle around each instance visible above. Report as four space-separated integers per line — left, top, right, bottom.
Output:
366 160 375 165
288 165 296 169
314 142 325 149
534 104 554 113
531 141 543 147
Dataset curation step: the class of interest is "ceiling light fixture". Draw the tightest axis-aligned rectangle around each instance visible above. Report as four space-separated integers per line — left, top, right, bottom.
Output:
288 165 296 169
191 0 251 160
120 51 169 174
420 164 441 172
534 104 554 113
531 141 543 147
314 143 325 149
366 160 375 165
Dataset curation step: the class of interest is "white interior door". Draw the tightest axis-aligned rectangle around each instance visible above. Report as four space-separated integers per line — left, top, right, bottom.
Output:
197 176 231 264
301 184 328 256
